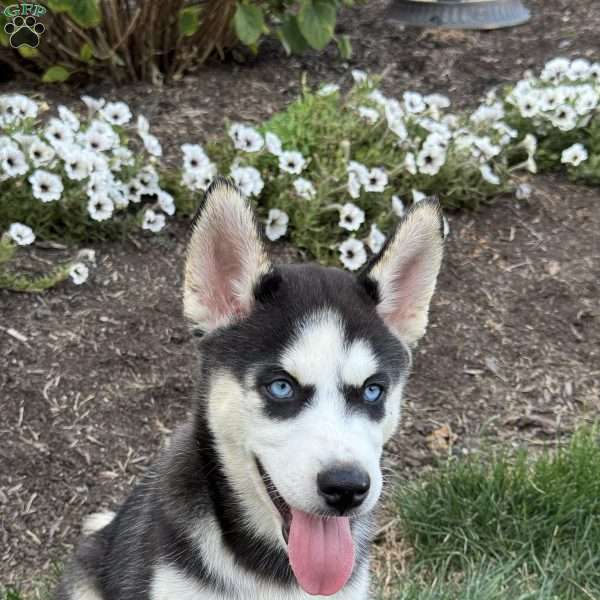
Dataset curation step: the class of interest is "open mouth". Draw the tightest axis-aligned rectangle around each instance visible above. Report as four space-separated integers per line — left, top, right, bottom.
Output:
254 457 357 596
255 457 292 543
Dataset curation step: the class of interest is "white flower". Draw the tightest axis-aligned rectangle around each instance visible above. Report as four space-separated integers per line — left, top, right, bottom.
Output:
561 143 588 166
367 223 386 254
363 167 388 193
348 171 361 199
480 163 501 185
522 134 537 157
230 165 263 197
388 117 408 141
12 95 38 119
384 99 404 123
494 122 518 145
317 83 340 96
423 132 450 151
516 91 540 118
417 146 445 176
339 202 365 231
265 132 283 156
539 88 563 112
358 106 379 124
45 118 75 148
125 178 143 203
87 195 114 221
575 86 599 115
515 183 532 200
137 165 160 193
8 223 35 246
392 195 405 217
111 146 134 170
279 151 306 175
425 94 451 110
58 105 80 131
28 139 55 167
0 95 38 126
142 209 166 233
403 91 426 114
181 163 217 192
265 208 289 241
412 190 427 203
235 127 265 152
81 95 106 113
567 58 591 81
590 63 600 81
552 104 578 131
82 120 118 152
29 169 63 202
368 90 388 106
69 262 89 285
141 134 162 157
470 102 504 124
100 101 132 126
108 182 129 208
404 152 417 175
339 238 367 271
472 136 501 162
181 143 210 171
0 144 28 177
351 70 368 84
157 190 176 216
293 177 316 200
526 156 537 174
347 160 369 183
540 57 570 82
137 115 150 136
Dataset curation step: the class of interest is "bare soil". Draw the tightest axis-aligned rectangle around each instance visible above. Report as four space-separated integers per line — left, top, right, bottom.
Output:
1 0 599 594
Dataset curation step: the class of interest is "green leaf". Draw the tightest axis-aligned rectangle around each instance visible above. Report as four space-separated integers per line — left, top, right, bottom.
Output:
0 15 10 46
234 4 265 46
277 16 309 55
336 34 352 59
79 42 94 61
298 0 336 50
47 0 101 28
42 65 72 82
19 46 39 58
179 6 201 37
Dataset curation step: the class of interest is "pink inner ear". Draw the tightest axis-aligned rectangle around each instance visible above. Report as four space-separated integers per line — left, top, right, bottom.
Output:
194 225 248 328
379 253 424 327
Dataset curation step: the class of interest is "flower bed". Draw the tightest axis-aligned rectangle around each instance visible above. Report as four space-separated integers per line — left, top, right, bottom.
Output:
1 57 598 288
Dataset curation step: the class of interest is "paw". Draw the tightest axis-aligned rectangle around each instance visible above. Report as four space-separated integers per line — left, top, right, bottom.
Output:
4 15 45 49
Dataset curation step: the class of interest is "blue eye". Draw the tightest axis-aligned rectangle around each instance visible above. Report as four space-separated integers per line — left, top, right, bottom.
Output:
363 383 384 403
267 379 294 400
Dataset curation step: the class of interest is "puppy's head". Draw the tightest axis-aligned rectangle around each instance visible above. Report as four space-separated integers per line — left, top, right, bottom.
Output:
183 177 444 594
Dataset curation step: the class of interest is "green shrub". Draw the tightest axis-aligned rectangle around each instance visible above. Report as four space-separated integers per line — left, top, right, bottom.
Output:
0 0 354 83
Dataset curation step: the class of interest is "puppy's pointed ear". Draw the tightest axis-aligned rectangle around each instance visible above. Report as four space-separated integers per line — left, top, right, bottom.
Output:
183 177 271 332
360 199 444 347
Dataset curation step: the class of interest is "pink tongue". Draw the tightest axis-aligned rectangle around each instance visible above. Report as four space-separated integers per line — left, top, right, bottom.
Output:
288 509 355 596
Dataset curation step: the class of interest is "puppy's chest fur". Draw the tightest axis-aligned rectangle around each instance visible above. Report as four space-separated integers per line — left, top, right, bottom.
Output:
149 562 369 600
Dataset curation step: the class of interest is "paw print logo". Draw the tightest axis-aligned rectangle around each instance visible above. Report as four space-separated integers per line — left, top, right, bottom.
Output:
4 15 45 49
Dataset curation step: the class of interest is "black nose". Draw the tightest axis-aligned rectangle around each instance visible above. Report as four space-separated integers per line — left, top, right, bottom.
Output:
317 465 371 514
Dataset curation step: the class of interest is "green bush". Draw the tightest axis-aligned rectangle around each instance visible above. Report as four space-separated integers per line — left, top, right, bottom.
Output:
0 0 354 83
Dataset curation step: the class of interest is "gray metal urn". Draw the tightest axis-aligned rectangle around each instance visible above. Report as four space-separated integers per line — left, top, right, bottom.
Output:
386 0 531 30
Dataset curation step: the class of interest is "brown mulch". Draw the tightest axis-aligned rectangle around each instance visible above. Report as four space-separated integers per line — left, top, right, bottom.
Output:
1 0 600 594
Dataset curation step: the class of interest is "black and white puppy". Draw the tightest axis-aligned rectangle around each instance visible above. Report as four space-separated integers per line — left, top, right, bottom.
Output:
56 177 444 599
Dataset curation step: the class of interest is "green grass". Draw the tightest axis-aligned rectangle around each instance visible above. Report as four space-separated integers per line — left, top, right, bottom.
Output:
385 427 600 599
